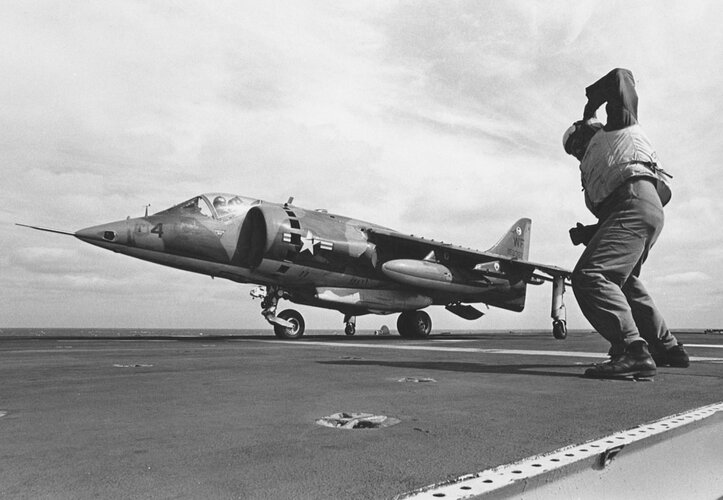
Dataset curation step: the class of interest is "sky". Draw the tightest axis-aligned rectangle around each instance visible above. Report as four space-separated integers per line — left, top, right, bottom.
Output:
2 0 722 332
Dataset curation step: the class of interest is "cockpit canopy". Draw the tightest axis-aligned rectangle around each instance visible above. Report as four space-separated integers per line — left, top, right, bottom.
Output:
158 193 261 220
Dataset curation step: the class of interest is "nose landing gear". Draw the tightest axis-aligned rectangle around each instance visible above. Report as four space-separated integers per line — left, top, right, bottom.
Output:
273 309 305 339
251 286 306 339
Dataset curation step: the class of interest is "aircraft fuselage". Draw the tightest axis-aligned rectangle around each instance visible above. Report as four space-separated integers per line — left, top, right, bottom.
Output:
24 192 570 339
74 193 522 314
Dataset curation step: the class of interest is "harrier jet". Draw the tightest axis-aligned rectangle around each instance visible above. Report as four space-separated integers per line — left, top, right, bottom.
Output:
19 193 571 339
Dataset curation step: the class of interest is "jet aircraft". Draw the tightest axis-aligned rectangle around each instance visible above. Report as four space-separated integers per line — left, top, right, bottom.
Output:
19 192 572 339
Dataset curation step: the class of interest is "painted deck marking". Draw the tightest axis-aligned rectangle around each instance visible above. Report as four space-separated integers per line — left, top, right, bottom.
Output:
250 340 723 362
2 340 721 363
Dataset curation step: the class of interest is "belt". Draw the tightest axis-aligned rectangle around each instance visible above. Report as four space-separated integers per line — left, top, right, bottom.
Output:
624 175 657 187
623 161 673 179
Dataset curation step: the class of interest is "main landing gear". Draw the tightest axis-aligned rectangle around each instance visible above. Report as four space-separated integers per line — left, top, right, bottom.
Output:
251 286 306 339
397 310 432 339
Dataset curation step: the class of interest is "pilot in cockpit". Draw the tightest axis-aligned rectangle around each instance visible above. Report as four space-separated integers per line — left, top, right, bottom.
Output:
213 196 228 215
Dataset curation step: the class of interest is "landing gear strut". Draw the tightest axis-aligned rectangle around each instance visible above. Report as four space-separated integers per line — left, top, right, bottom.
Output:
551 276 567 339
250 286 306 339
343 314 356 336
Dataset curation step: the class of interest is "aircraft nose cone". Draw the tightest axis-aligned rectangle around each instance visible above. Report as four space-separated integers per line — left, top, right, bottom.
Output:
75 221 127 245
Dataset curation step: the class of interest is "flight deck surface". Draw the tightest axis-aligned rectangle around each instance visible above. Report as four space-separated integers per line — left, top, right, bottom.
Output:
0 329 721 499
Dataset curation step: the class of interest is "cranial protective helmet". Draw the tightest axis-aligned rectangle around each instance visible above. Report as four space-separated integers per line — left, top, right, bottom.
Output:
562 123 579 153
563 119 603 159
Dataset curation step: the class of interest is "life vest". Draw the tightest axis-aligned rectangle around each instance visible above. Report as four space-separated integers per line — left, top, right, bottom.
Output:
580 124 672 212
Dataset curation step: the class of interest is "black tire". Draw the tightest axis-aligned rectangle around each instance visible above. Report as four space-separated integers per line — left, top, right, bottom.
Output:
397 311 432 339
344 323 356 336
552 320 567 340
273 309 305 339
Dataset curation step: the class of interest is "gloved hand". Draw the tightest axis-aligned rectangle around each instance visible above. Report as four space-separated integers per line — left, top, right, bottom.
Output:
569 223 599 246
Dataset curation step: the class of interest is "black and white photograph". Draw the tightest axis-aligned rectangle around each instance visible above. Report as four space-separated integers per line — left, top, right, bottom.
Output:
1 1 722 499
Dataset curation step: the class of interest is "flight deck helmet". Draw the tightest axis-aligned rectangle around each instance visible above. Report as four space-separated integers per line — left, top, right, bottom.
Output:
563 119 603 161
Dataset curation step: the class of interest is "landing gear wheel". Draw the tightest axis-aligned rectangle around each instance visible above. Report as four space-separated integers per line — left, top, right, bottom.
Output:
273 309 305 339
397 311 432 339
552 319 567 340
343 314 356 336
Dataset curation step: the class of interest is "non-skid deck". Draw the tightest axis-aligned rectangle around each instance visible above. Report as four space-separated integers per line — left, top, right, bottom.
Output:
0 330 721 499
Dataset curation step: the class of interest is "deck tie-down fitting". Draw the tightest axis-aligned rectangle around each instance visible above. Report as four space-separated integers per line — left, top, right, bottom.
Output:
316 412 401 430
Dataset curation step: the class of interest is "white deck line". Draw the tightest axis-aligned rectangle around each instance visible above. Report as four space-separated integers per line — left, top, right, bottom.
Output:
395 401 723 500
251 340 723 362
685 343 723 349
3 339 721 362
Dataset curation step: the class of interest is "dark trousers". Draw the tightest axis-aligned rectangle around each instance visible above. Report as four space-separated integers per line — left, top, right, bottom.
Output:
572 178 678 349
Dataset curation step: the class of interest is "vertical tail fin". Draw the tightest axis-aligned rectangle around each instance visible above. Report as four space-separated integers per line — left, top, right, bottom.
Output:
486 218 531 261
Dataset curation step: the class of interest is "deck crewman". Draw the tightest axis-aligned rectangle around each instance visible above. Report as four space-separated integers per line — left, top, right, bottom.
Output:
562 68 689 379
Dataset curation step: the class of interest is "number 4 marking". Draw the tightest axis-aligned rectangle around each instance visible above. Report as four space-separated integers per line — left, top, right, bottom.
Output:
151 223 163 238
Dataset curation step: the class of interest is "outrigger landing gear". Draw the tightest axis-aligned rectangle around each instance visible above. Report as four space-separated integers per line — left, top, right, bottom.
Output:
551 276 567 340
343 314 356 336
250 286 306 339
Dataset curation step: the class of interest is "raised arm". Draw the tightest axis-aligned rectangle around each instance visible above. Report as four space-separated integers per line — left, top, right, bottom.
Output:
583 68 639 130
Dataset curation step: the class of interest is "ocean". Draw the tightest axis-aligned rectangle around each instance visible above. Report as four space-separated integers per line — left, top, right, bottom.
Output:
0 328 271 338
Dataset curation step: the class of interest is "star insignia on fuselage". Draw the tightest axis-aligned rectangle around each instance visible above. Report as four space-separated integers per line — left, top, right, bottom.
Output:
299 231 318 254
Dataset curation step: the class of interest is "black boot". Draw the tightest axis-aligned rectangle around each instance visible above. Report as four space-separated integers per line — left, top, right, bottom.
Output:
593 344 626 366
585 340 657 379
650 342 690 368
607 343 626 360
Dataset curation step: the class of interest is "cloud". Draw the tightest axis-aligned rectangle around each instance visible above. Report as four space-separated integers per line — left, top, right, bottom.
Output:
9 247 86 275
2 1 723 329
652 271 712 286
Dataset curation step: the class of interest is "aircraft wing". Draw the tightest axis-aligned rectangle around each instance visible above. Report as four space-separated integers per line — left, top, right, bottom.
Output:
504 258 573 284
364 227 572 282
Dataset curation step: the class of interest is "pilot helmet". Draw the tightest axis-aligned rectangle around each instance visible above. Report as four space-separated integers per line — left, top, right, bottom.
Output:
213 196 227 208
563 119 602 160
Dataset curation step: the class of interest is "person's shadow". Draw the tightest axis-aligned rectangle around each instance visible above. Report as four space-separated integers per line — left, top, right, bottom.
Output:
318 359 593 379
